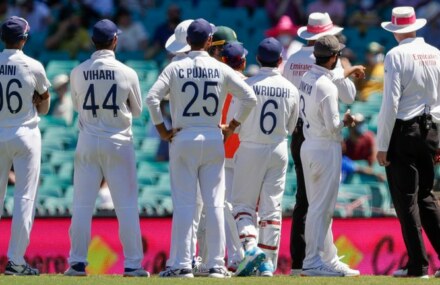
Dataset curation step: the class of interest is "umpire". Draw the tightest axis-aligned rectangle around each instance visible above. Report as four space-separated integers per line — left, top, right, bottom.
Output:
377 7 440 278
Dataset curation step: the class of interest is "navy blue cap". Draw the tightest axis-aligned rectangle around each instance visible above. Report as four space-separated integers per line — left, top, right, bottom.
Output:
92 19 121 43
257 37 282 63
222 42 247 68
1 16 30 43
187 18 215 44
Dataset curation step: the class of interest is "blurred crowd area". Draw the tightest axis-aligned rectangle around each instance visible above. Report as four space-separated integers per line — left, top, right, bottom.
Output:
0 0 438 65
3 0 440 218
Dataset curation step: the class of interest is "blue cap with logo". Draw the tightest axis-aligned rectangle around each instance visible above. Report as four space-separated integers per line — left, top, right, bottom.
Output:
187 18 216 44
92 19 121 43
257 37 282 63
222 42 247 68
1 16 30 43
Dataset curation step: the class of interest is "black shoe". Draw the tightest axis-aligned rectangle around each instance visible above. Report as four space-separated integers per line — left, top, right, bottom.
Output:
5 261 39 276
64 262 87 276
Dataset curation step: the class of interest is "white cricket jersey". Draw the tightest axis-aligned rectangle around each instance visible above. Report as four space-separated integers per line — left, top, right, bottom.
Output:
282 46 355 104
238 67 299 144
146 50 256 129
377 37 440 151
0 49 50 142
299 64 344 142
70 50 142 143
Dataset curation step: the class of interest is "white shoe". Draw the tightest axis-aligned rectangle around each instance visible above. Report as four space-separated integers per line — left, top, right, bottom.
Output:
290 269 302 276
331 261 360 277
301 264 344 277
193 259 209 277
393 268 428 279
123 268 150 277
209 267 232 278
159 267 194 278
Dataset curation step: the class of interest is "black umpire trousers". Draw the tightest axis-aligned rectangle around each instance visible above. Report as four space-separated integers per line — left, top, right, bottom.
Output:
386 117 440 276
290 119 307 270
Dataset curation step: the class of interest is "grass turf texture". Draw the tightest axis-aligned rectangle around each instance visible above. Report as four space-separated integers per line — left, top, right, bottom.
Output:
0 275 439 285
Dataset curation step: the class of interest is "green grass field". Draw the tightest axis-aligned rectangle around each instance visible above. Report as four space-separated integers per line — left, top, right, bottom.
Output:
0 275 439 285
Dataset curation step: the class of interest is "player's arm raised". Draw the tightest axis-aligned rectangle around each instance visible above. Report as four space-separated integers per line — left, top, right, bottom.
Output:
331 64 357 104
146 65 179 141
321 83 353 133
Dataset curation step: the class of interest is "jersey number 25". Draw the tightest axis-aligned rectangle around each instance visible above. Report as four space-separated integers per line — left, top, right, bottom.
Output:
182 81 218 117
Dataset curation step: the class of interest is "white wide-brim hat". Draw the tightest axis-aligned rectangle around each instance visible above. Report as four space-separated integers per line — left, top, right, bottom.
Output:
381 6 426 33
165 19 194 54
297 12 343 41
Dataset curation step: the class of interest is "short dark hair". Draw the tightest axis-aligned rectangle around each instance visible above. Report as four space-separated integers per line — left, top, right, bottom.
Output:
315 56 332 66
257 56 278 68
93 39 113 50
1 35 26 46
188 37 207 50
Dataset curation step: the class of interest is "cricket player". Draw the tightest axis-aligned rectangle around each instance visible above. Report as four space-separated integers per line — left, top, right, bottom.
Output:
194 26 242 274
146 18 256 278
299 35 355 277
0 16 50 276
231 37 299 277
220 42 247 272
65 19 148 277
282 12 364 276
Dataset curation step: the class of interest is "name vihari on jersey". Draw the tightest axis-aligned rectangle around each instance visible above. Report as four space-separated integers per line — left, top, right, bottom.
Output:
0 65 16 75
178 67 220 79
253 85 290 98
83 70 115 80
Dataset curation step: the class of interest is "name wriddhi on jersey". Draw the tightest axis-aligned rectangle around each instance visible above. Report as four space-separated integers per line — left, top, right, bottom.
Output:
83 70 115 80
178 67 220 79
253 85 291 98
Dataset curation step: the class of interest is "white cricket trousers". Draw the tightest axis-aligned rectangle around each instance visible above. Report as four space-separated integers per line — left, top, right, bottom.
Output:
224 165 244 265
300 140 341 269
232 141 288 268
168 128 225 270
68 133 144 269
0 127 40 265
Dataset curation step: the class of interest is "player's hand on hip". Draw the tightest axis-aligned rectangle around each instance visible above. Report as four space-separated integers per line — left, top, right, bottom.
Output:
220 124 233 143
161 128 181 142
377 151 390 167
32 90 44 105
155 122 180 142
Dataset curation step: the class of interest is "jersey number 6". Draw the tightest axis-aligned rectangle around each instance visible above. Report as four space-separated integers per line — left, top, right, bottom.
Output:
260 99 278 135
0 79 23 114
83 83 119 117
182 81 218 117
